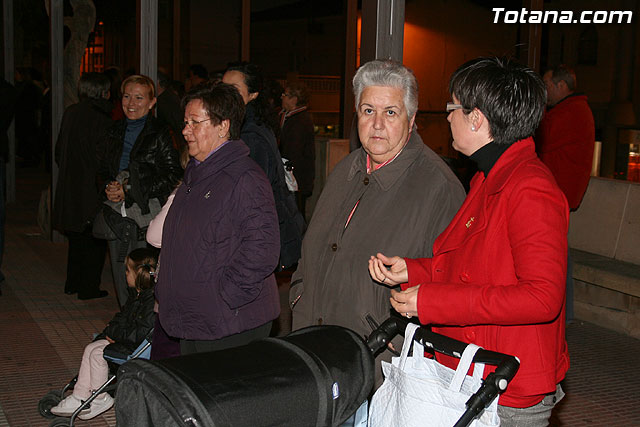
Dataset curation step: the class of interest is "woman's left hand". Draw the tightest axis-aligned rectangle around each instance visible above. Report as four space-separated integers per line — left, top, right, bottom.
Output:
390 285 420 319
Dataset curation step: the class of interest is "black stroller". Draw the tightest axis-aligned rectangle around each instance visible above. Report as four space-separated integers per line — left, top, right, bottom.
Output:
38 329 153 427
115 316 519 426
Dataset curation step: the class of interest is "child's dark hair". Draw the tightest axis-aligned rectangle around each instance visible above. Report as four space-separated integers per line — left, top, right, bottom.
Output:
126 248 159 291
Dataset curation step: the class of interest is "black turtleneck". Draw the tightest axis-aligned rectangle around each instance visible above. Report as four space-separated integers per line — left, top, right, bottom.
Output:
469 142 511 177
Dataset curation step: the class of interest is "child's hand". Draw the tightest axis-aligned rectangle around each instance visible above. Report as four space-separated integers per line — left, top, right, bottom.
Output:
106 336 115 344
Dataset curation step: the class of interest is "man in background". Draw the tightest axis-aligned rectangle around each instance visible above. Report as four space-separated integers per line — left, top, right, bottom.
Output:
185 64 208 92
156 71 186 149
279 82 315 218
535 64 595 321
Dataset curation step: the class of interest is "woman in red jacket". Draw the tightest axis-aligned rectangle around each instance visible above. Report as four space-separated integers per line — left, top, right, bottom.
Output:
369 57 569 426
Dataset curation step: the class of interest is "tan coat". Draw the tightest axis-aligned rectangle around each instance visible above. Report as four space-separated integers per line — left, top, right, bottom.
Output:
290 131 465 385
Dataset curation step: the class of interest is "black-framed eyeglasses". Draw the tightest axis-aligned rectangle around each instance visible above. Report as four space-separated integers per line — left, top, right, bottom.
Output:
183 118 212 129
446 102 463 112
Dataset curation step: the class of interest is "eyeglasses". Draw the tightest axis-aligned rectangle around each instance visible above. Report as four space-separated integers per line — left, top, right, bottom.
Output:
183 117 212 129
446 102 463 112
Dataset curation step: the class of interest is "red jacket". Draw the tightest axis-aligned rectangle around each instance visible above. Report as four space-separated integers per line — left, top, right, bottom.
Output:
535 94 595 210
403 138 570 408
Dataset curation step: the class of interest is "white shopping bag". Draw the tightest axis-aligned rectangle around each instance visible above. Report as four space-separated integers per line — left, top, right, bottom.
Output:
368 323 499 427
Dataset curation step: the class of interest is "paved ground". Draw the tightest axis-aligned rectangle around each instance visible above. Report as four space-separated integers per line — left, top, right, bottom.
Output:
0 166 639 426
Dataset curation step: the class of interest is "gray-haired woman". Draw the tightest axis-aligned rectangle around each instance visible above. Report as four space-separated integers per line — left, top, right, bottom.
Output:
53 72 114 299
289 60 465 411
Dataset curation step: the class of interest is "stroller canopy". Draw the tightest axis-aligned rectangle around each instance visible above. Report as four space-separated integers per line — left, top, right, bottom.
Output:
116 325 375 427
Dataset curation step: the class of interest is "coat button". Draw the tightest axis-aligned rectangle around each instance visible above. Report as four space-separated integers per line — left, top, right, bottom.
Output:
363 177 369 185
186 187 191 194
460 272 470 283
435 268 443 273
331 243 338 251
465 331 476 341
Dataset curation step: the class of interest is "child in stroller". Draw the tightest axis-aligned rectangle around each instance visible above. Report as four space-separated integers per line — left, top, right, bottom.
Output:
50 247 158 420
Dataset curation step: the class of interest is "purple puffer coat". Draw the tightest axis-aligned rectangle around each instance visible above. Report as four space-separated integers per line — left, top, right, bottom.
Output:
155 140 280 340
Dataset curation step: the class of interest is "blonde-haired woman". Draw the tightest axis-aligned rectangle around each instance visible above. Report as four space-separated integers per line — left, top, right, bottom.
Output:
97 74 182 308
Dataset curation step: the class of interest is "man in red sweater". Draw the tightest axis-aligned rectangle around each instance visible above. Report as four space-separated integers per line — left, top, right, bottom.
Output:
536 65 595 210
535 65 595 321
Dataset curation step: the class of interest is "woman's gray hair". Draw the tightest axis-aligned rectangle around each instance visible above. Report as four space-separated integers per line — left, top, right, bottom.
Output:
77 72 111 101
352 60 418 120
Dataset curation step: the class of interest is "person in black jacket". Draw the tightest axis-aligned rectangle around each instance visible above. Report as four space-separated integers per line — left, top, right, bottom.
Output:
223 62 305 271
97 74 182 308
279 81 315 217
51 248 158 420
14 67 43 167
156 71 186 150
0 77 17 296
53 73 113 299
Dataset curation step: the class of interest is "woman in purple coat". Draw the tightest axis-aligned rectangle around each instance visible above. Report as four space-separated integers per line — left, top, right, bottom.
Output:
154 83 281 355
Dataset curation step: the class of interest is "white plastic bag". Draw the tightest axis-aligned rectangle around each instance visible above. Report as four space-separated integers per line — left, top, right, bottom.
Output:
368 323 499 427
282 157 299 192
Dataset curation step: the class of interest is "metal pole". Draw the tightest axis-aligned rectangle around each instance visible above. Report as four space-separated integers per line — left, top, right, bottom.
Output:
50 0 64 242
139 0 158 85
3 0 15 203
172 0 181 80
360 0 405 63
340 0 357 140
241 0 250 62
521 0 542 72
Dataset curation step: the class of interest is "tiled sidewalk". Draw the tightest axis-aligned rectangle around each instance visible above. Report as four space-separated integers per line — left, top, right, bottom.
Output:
0 167 118 426
0 167 638 426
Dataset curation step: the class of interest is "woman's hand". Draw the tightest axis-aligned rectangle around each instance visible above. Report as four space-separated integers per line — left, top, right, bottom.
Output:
105 181 125 202
368 253 408 286
390 285 420 319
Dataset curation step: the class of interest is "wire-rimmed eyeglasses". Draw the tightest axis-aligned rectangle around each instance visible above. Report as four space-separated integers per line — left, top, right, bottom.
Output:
183 117 212 129
446 102 463 112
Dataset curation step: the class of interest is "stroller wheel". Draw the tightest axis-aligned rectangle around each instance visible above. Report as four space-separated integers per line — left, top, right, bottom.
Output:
38 391 63 419
48 417 71 427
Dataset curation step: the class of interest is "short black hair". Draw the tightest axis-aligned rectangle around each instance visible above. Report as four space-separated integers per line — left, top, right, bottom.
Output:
449 57 546 145
190 64 208 80
157 71 170 89
226 61 263 94
78 72 110 101
225 61 277 130
182 83 245 140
